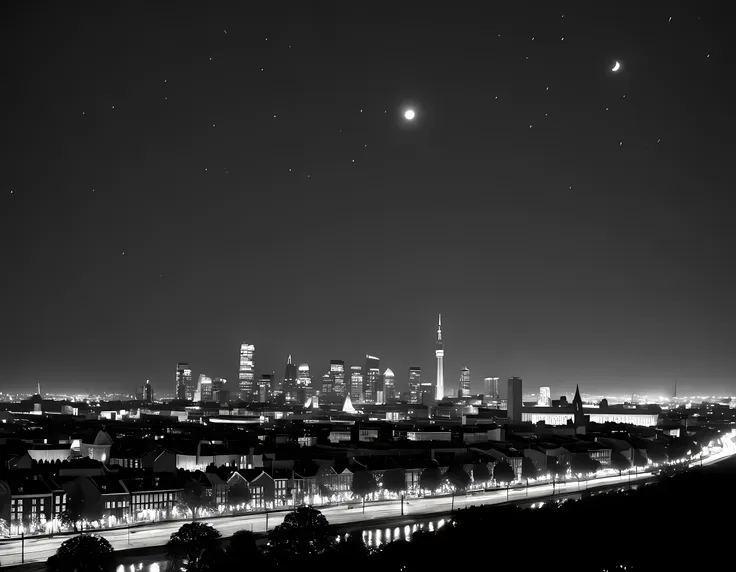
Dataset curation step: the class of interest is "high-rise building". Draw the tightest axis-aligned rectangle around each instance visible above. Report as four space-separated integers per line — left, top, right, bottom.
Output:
507 377 523 423
459 367 471 397
330 360 346 396
538 386 551 407
484 377 500 402
256 374 274 402
350 365 363 403
283 355 297 402
383 368 396 402
297 363 312 404
135 380 154 403
320 373 332 395
419 382 434 405
195 374 213 402
238 343 256 401
175 363 193 400
435 314 444 400
212 377 227 403
409 367 422 404
363 355 380 404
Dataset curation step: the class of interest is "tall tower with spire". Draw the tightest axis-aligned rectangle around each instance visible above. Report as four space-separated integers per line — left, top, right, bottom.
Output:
435 314 444 400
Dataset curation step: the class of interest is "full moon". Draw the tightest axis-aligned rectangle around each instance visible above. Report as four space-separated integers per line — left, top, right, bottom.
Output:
404 109 415 120
612 61 621 72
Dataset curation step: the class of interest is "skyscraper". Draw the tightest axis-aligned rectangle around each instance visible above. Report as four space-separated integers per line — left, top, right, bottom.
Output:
484 377 500 402
175 363 193 400
435 314 444 400
238 343 256 401
283 355 297 402
383 368 396 402
409 367 421 404
257 374 274 402
538 386 551 406
507 377 523 423
195 374 213 402
330 360 346 396
136 380 154 403
320 373 332 395
458 367 471 397
297 363 312 403
363 355 380 404
350 365 363 403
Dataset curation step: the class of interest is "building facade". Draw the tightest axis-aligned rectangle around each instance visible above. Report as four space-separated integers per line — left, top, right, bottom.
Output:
408 367 421 404
383 368 396 402
350 366 363 403
363 355 380 404
484 377 500 402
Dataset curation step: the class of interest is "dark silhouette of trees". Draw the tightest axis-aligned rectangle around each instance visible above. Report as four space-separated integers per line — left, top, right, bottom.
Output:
419 466 443 494
493 461 515 485
443 464 471 491
167 522 222 571
59 482 102 531
267 507 333 562
471 463 491 487
351 470 379 499
610 451 631 476
229 481 252 507
521 457 538 494
570 456 601 476
381 468 406 495
47 534 114 572
225 529 261 567
182 479 209 510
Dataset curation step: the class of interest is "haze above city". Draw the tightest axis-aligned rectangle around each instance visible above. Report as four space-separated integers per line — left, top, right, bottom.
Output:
2 2 734 396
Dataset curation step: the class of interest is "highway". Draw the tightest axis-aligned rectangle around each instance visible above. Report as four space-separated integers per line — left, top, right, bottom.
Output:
2 437 734 567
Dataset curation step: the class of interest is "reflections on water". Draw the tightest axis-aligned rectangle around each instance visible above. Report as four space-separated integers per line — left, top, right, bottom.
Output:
355 519 450 548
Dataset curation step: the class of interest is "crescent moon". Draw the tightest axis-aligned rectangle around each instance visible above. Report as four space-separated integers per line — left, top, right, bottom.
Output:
612 61 621 72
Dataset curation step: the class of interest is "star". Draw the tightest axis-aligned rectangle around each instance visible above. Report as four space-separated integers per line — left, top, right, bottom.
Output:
529 124 533 128
111 105 115 109
82 111 85 115
657 138 661 143
668 17 672 23
224 29 227 34
121 252 125 256
561 37 565 41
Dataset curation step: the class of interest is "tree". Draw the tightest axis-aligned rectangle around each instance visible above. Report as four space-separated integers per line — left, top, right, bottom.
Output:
443 464 471 491
268 506 333 560
419 466 443 494
493 461 515 501
330 531 370 563
47 534 114 572
632 452 648 473
521 457 538 495
183 479 208 510
351 470 379 499
229 481 252 508
167 522 222 571
610 451 631 476
570 456 601 477
60 482 103 531
381 468 406 496
472 463 491 488
225 529 260 567
647 445 668 465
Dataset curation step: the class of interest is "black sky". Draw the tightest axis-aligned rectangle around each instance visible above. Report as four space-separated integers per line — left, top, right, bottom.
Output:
2 1 735 397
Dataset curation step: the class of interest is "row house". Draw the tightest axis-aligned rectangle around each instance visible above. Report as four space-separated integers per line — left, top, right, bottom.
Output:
469 444 524 480
0 477 53 530
121 475 182 516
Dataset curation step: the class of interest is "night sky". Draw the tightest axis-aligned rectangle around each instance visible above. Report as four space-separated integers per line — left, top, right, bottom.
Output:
2 1 735 397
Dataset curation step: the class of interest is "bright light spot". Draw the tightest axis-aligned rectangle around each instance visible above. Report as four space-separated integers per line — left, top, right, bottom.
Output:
404 109 415 121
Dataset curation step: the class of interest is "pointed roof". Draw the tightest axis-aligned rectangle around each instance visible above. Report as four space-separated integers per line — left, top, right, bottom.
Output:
288 354 292 365
342 394 356 414
383 368 394 377
573 385 582 405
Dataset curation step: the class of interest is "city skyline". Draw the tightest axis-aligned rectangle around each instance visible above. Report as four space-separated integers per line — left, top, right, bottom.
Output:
3 3 734 396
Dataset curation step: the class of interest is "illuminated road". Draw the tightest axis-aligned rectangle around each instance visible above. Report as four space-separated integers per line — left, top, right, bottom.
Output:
1 438 734 567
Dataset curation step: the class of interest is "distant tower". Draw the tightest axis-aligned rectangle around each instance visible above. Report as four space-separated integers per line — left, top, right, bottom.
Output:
435 314 444 400
37 383 42 397
383 368 396 402
238 343 256 401
484 377 500 402
538 386 551 407
283 355 297 402
573 384 586 431
507 377 523 423
409 367 422 404
175 363 192 400
458 367 471 397
363 355 380 404
673 380 677 399
330 360 346 396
